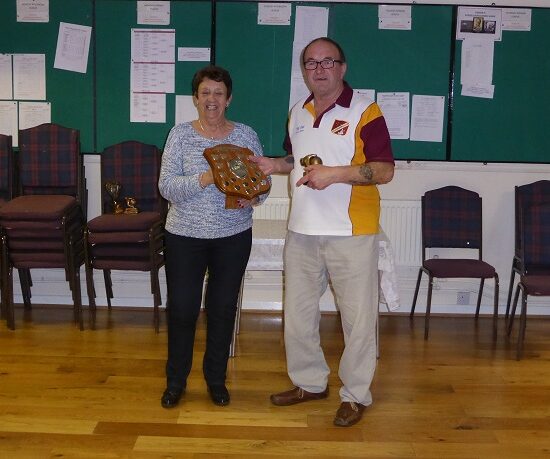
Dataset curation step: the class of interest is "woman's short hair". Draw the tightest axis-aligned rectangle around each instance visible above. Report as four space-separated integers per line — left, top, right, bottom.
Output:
192 65 233 98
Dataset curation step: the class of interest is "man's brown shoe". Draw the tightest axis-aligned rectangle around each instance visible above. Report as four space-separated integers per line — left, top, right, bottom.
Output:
270 386 329 406
333 402 366 427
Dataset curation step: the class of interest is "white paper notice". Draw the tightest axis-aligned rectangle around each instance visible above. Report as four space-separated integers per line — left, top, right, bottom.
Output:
54 22 92 74
131 62 175 93
178 47 211 62
0 101 18 145
356 89 376 102
131 28 175 63
456 7 502 41
461 38 494 85
377 92 410 140
175 95 197 125
258 3 291 26
289 6 328 109
410 95 445 143
378 5 411 31
461 83 495 99
502 8 531 31
130 92 166 123
19 101 51 130
293 6 329 45
0 55 13 100
13 54 46 100
17 0 49 23
137 1 170 25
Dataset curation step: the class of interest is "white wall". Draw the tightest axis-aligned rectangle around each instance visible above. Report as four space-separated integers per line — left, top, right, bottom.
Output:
11 157 550 316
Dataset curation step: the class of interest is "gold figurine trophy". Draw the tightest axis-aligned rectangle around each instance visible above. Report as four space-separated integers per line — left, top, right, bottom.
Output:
105 181 124 214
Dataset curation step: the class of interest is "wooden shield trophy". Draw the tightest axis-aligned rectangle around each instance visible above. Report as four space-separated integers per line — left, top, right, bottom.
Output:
203 144 271 209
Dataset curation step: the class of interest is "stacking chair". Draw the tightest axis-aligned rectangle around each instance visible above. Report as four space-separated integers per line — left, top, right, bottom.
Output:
0 134 14 320
410 186 499 340
505 180 550 322
0 123 86 330
85 141 166 331
507 202 550 360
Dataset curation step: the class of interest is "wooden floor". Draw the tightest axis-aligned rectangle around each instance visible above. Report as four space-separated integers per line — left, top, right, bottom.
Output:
1 306 549 458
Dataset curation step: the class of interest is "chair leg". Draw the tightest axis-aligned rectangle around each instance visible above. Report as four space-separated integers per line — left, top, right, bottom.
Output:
103 270 113 309
517 285 528 360
505 266 516 321
18 268 32 310
87 271 96 331
6 265 15 330
507 285 520 336
151 268 161 334
230 275 245 358
410 269 423 318
72 265 84 331
475 278 485 319
492 274 499 341
424 276 434 340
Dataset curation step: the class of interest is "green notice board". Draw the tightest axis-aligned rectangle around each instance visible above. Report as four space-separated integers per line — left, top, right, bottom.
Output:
216 2 452 160
451 8 550 163
2 1 549 163
95 0 211 152
0 0 94 152
215 1 294 157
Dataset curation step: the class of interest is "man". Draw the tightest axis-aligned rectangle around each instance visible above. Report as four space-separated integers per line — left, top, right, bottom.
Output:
250 37 394 427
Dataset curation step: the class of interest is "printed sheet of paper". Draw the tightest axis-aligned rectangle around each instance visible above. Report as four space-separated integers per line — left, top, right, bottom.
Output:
130 92 166 123
502 8 531 31
178 47 210 62
377 92 410 140
131 62 174 93
461 38 494 85
19 101 51 130
13 54 46 100
258 3 291 25
17 0 49 23
288 6 328 109
356 89 376 102
410 95 445 142
54 22 92 74
378 5 411 31
461 83 495 99
0 54 13 100
137 1 170 25
456 7 502 41
0 101 18 146
175 95 197 125
131 28 175 63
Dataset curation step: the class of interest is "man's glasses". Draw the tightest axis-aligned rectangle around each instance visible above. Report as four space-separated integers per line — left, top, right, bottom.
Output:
303 58 343 70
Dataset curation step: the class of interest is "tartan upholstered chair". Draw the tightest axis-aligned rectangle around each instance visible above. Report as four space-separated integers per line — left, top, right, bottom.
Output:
0 134 13 206
84 141 166 332
410 186 499 340
505 180 550 322
0 124 86 330
507 202 550 360
0 134 14 321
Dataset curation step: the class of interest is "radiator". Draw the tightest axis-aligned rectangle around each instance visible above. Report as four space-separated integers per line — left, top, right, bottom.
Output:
255 197 421 266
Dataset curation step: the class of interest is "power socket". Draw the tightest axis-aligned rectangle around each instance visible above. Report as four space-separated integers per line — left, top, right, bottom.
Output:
457 291 470 305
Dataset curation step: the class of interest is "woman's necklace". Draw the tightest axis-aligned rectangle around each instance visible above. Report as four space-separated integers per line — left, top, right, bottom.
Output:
198 118 224 140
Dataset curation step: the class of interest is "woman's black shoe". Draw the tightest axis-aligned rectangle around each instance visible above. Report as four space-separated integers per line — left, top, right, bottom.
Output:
208 384 230 406
161 388 183 408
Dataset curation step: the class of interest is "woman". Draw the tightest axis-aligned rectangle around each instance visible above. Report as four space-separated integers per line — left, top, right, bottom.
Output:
158 65 269 408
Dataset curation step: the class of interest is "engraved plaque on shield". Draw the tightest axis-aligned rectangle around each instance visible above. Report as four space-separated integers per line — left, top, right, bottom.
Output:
203 144 270 208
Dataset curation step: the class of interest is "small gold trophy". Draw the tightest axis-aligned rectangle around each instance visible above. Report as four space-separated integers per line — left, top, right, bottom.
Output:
105 181 124 214
124 196 139 214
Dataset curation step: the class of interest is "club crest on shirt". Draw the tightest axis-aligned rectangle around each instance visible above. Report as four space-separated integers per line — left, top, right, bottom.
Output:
331 120 349 136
